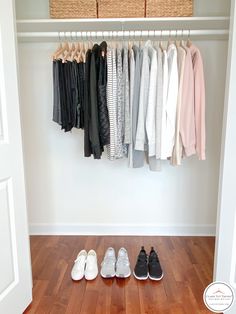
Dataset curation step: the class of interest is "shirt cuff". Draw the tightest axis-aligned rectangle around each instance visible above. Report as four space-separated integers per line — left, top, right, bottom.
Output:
185 145 196 157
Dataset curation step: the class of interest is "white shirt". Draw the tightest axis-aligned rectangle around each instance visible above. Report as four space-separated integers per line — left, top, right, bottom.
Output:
146 42 157 157
135 43 150 151
161 44 179 159
128 48 135 167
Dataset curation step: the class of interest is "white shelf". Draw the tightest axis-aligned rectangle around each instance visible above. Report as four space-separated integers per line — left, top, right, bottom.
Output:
16 17 230 42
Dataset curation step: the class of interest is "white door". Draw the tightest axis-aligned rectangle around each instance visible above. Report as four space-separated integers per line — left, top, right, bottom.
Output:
214 0 236 313
0 0 32 313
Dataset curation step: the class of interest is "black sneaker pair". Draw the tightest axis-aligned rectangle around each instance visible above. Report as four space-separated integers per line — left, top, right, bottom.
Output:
133 246 163 281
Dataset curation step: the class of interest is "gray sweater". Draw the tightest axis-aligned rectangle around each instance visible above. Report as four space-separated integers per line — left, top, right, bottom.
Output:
130 45 145 168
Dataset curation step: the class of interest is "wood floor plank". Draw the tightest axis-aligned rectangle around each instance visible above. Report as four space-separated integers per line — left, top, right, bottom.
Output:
24 280 48 314
125 277 141 314
65 281 87 314
80 290 99 314
34 295 56 314
24 236 215 314
110 278 126 314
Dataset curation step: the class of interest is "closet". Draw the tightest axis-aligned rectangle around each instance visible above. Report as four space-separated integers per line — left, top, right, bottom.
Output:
1 0 236 312
16 0 229 236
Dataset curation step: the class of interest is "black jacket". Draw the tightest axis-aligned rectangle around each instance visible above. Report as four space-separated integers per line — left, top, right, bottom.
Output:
98 41 110 147
84 50 92 157
89 44 103 159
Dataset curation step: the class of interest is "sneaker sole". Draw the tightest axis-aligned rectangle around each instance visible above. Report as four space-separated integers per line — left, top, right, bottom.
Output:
100 272 116 279
149 273 164 281
116 272 131 278
71 277 84 281
133 271 148 281
85 273 98 281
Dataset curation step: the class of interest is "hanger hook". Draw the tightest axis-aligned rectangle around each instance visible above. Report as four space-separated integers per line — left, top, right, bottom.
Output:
121 22 124 42
188 29 190 39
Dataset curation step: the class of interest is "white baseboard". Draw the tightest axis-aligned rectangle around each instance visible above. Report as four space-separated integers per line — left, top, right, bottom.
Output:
29 223 216 236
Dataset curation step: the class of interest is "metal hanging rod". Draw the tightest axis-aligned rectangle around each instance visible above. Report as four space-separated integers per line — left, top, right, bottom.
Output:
17 29 229 41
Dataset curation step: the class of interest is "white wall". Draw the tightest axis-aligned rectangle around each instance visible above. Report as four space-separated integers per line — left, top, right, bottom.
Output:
15 0 230 19
16 1 229 235
17 39 227 235
214 0 236 305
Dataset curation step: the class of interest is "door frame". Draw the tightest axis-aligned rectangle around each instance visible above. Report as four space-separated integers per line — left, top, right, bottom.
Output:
214 0 236 294
0 0 32 312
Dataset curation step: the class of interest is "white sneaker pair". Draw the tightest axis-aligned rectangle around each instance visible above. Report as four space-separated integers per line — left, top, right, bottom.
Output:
100 247 131 278
71 249 98 281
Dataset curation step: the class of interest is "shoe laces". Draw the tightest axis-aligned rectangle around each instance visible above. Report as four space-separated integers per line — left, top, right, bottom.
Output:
103 255 116 265
86 255 96 270
149 247 160 263
137 246 147 262
74 255 86 268
117 248 129 266
117 255 130 267
102 250 116 266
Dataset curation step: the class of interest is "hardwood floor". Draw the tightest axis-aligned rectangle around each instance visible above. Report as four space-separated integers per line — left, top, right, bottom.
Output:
24 236 215 314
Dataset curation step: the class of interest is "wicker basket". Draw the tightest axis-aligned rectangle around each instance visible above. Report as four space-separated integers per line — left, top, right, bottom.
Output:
97 0 145 18
50 0 98 18
146 0 193 17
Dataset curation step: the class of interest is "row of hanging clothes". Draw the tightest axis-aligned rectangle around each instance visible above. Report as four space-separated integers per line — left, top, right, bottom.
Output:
52 31 206 171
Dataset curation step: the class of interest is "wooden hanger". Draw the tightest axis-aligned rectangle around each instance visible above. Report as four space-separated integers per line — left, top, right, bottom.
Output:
79 41 86 63
167 30 172 48
180 30 189 53
62 32 77 62
62 43 71 63
175 30 179 47
75 32 87 63
53 32 70 60
52 32 63 60
159 30 164 51
54 41 69 60
74 43 82 63
72 42 81 61
187 30 192 47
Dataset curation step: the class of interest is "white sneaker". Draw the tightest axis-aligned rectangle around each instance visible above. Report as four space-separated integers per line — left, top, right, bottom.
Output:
116 247 131 278
85 250 98 280
100 247 116 278
71 250 87 281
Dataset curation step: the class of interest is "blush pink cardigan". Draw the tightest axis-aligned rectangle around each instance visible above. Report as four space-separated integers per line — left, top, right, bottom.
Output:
180 44 206 161
190 44 206 160
180 46 196 158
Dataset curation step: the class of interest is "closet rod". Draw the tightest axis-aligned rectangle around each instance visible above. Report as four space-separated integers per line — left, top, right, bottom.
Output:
17 29 229 41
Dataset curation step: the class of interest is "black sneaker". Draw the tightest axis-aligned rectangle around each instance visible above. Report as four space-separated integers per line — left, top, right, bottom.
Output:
148 247 163 281
133 246 148 280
